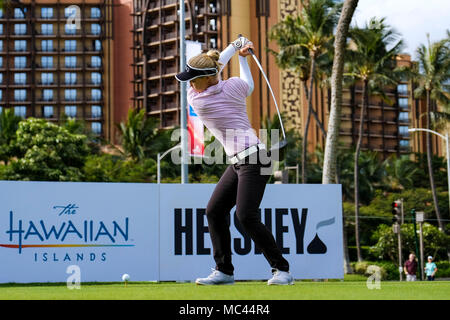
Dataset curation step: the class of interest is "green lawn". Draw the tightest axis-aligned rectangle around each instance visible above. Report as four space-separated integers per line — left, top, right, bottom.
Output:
1 277 449 300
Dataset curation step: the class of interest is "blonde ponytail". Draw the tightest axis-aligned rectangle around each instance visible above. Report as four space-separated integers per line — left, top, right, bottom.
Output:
188 50 222 72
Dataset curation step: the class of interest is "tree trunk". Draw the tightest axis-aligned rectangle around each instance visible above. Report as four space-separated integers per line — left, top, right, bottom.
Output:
354 79 367 263
322 0 359 184
302 56 317 183
337 172 353 273
303 81 327 140
426 90 444 232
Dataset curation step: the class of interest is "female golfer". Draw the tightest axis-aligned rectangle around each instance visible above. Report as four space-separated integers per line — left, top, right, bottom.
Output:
175 37 293 285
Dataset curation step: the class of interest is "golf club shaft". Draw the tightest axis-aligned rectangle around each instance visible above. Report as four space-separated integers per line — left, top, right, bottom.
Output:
248 49 286 141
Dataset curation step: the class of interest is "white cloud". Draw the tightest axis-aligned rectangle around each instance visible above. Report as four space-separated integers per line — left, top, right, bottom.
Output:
352 0 450 58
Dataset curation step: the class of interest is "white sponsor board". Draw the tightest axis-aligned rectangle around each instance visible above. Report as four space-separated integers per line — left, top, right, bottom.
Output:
0 181 343 282
0 181 159 283
159 184 343 281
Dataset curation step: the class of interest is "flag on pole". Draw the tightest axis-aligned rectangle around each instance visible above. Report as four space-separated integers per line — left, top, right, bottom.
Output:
185 40 205 157
187 105 205 157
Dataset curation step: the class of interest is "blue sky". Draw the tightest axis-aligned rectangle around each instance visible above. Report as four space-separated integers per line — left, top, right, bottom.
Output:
352 0 450 58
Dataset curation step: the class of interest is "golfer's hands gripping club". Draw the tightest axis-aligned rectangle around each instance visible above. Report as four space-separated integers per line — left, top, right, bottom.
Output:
231 35 253 54
239 41 255 57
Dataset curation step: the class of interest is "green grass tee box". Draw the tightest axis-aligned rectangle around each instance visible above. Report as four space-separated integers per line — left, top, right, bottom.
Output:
0 279 449 300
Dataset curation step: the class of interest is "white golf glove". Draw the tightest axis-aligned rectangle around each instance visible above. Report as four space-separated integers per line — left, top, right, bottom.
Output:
231 36 251 51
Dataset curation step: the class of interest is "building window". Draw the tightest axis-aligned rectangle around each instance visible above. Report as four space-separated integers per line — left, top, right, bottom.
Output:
65 105 77 118
0 73 3 84
65 24 77 35
399 112 409 121
41 40 53 52
15 57 27 68
65 7 77 19
399 126 409 136
41 73 54 85
14 73 26 85
43 106 54 118
65 89 77 101
91 72 101 85
14 24 27 35
91 7 101 18
0 24 3 35
14 89 26 101
0 40 3 52
42 56 53 68
399 98 409 109
91 24 101 35
65 40 77 51
91 122 102 135
91 56 101 68
14 40 27 52
41 8 54 19
65 56 77 68
0 9 3 18
0 90 2 100
94 40 102 52
91 89 101 101
14 8 26 19
397 84 408 95
14 106 26 118
41 24 53 35
400 140 410 147
209 19 216 31
91 105 102 118
0 107 2 113
210 38 217 49
43 89 53 101
65 72 77 85
0 57 2 67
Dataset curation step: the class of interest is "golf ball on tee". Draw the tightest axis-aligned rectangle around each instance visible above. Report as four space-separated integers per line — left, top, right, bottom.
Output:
122 274 130 282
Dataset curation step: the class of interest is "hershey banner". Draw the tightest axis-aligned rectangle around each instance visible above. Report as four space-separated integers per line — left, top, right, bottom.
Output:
159 184 343 281
0 181 342 283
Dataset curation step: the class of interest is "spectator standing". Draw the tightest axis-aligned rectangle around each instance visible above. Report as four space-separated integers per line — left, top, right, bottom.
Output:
404 253 418 281
424 256 438 281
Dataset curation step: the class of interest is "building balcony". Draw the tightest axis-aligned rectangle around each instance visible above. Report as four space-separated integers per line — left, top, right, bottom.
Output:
340 128 399 138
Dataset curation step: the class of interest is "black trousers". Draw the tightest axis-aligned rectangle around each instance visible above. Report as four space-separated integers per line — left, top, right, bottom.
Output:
205 148 290 275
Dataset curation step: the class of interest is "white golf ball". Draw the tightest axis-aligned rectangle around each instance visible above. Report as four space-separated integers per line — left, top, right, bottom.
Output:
122 273 130 282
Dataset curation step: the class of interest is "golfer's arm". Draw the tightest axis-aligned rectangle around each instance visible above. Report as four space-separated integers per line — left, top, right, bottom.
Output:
239 55 254 96
218 44 237 74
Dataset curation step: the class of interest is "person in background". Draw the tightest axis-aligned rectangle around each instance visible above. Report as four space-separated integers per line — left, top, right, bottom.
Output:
404 253 418 281
424 256 438 281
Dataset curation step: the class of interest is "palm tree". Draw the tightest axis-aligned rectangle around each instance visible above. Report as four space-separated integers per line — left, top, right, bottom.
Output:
269 0 340 183
414 34 450 233
116 109 175 162
268 14 326 161
298 0 341 183
0 108 22 165
346 18 403 261
383 156 419 191
321 0 359 273
322 0 359 185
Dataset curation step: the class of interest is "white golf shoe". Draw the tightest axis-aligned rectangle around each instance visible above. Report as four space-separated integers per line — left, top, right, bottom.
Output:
195 268 235 285
267 269 294 285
